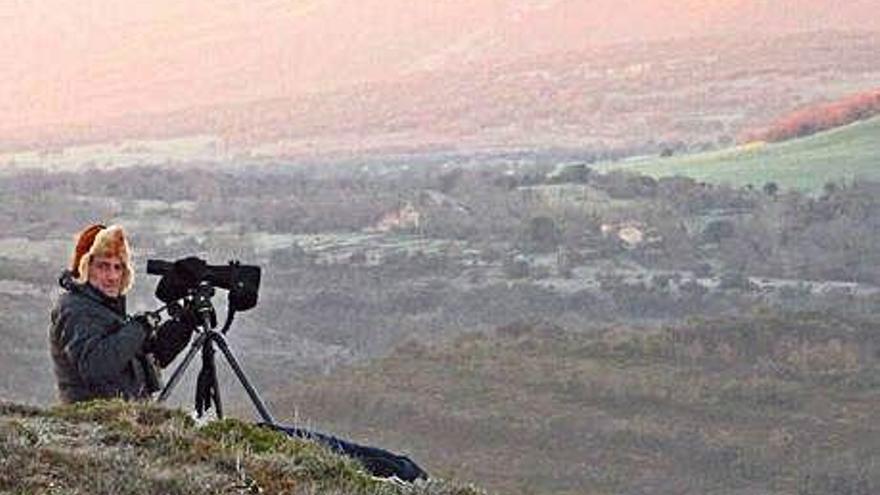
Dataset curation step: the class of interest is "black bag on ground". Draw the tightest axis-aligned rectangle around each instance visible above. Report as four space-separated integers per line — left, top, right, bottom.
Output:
259 423 428 482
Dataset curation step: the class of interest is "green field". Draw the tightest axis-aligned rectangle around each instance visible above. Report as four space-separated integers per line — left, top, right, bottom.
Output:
597 116 880 193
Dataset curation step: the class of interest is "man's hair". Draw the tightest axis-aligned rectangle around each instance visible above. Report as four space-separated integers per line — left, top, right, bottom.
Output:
71 224 134 295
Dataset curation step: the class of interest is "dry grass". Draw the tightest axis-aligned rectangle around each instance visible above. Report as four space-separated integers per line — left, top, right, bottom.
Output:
0 399 483 495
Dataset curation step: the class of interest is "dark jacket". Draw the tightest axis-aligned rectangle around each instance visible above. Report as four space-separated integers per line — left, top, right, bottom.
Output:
49 272 162 403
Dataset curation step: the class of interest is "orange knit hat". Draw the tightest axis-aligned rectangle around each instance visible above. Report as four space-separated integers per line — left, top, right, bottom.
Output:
70 223 135 294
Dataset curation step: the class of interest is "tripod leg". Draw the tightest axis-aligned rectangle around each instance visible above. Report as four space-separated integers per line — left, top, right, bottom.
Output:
211 334 275 424
157 331 210 402
212 356 223 419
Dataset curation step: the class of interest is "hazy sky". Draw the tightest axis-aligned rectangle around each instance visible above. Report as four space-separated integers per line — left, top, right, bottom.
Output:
3 0 878 130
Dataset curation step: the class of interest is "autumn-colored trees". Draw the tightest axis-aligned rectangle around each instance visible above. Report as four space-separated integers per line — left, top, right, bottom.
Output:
740 88 880 143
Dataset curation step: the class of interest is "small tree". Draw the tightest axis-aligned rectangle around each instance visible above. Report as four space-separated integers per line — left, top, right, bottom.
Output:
521 216 560 253
702 219 736 244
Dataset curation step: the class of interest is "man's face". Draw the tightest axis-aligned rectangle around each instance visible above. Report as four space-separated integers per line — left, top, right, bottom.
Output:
88 254 125 298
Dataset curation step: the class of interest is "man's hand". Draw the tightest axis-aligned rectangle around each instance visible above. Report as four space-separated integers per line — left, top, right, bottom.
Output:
143 319 195 368
139 301 200 367
131 311 161 333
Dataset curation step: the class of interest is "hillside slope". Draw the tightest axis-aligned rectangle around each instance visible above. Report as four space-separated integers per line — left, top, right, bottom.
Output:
6 0 879 130
597 116 880 193
0 400 480 495
272 313 880 495
5 31 880 156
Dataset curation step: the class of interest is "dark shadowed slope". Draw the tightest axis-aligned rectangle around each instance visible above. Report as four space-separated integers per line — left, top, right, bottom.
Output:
272 313 880 495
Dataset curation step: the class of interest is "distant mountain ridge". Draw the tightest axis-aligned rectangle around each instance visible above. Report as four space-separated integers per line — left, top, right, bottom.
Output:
3 0 879 132
3 31 879 158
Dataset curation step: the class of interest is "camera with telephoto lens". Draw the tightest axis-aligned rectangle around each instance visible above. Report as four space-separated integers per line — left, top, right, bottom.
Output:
147 256 261 312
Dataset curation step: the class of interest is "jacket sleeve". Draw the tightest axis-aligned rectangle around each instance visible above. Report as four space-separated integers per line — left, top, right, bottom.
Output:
59 309 148 384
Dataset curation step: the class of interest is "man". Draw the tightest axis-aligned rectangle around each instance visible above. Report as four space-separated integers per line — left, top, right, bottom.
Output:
49 224 197 403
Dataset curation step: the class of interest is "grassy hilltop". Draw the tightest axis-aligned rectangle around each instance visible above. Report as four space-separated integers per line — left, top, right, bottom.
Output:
597 116 880 193
0 400 481 495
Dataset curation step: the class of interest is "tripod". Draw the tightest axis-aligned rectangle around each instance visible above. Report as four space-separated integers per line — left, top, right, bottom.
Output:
155 285 275 424
150 281 429 482
145 258 427 481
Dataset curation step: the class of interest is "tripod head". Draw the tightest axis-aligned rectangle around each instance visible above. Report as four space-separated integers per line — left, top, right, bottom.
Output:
164 283 218 331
